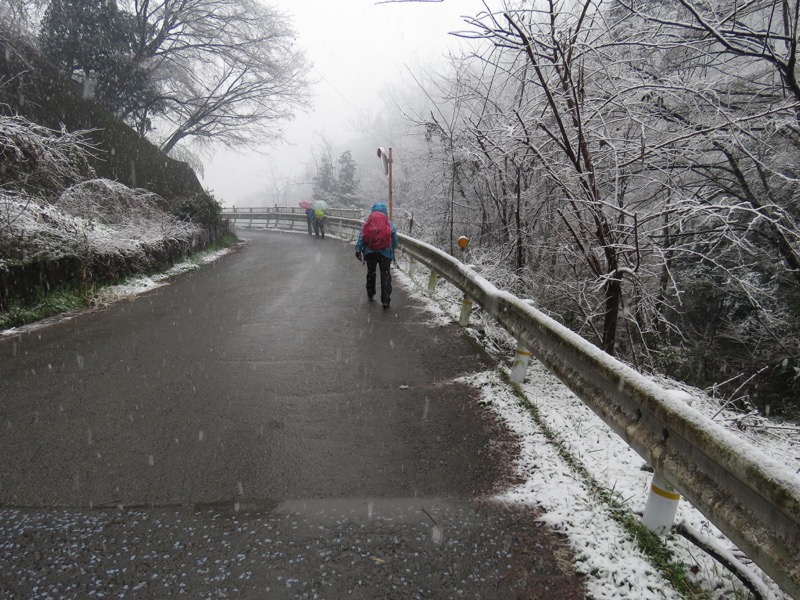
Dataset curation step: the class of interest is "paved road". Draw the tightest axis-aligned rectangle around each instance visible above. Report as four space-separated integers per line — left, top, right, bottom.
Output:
0 229 584 598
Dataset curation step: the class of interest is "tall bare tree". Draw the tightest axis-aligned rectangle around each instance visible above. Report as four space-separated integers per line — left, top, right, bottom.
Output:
35 0 311 152
456 1 647 355
620 0 800 284
119 0 311 153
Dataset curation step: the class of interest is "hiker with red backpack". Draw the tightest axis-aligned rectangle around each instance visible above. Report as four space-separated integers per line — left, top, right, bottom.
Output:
354 202 398 309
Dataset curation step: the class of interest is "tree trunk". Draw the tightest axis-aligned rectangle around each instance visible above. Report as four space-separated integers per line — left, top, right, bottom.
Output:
515 167 524 271
602 273 622 355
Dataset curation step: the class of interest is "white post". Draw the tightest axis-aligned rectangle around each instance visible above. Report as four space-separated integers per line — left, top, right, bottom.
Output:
427 271 439 294
459 296 473 327
509 342 531 383
642 472 681 535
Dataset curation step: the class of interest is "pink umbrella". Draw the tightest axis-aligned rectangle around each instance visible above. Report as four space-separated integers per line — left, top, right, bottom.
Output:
299 200 312 210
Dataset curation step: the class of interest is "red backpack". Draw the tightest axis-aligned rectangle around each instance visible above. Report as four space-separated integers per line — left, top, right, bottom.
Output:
362 211 393 250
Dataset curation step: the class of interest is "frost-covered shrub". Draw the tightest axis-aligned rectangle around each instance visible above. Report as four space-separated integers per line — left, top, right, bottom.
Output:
57 179 167 225
0 115 96 196
167 192 222 228
0 179 199 265
465 246 532 297
0 114 198 266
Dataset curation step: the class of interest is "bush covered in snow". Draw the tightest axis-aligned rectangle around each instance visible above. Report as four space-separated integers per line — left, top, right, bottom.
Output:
0 115 227 308
0 115 96 195
1 179 200 265
0 115 202 265
5 179 198 262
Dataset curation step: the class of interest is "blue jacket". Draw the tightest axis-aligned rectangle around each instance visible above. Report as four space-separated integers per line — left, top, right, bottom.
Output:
355 202 399 260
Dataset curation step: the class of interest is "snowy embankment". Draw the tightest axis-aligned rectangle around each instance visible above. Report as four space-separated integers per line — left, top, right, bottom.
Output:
392 259 799 600
1 116 216 314
1 179 200 268
1 173 228 333
0 246 232 338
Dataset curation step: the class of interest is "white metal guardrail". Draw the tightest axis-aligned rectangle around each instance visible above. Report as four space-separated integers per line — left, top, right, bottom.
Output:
220 209 364 240
222 206 363 220
225 210 800 598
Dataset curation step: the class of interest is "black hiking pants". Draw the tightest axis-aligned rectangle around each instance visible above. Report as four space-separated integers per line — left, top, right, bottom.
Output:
365 253 392 305
313 217 325 238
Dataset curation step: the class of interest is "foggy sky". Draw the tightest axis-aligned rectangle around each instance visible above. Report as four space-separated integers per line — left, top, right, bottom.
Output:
203 0 488 207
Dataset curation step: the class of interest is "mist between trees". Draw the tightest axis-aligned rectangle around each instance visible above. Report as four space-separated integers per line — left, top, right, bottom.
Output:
355 0 800 418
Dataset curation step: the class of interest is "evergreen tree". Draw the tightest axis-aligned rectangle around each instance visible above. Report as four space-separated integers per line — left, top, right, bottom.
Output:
38 0 149 116
312 155 336 203
312 150 361 206
336 150 360 207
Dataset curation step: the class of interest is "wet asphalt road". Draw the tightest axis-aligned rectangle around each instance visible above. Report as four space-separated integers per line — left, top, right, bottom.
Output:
0 229 584 599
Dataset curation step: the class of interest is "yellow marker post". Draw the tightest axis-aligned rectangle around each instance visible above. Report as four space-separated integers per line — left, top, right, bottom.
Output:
509 343 532 383
642 472 681 535
427 271 439 294
459 296 473 327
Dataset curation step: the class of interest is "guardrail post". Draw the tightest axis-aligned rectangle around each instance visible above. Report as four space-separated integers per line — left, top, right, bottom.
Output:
509 342 532 383
459 295 473 327
427 271 439 294
408 257 417 276
642 472 681 535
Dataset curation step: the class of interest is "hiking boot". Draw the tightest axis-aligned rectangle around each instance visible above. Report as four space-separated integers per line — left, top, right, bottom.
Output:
382 302 390 309
368 294 375 302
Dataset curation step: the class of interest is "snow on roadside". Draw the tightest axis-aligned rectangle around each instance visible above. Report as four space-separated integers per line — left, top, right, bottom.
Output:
394 258 797 600
506 362 788 599
92 247 233 305
1 248 233 338
465 368 683 600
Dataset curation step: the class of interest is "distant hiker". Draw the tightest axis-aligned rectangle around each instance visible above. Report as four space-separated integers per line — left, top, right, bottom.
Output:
354 202 398 309
305 207 313 236
311 200 327 238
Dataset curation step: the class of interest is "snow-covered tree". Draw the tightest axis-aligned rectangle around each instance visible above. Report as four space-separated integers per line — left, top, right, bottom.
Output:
312 153 336 204
336 150 360 208
386 0 799 411
311 147 362 207
609 0 800 407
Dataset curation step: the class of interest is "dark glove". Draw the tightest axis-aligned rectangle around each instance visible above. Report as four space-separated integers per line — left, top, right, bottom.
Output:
355 251 363 262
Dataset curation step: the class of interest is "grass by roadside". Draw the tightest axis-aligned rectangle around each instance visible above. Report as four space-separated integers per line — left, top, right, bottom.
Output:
0 287 93 330
0 233 239 331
